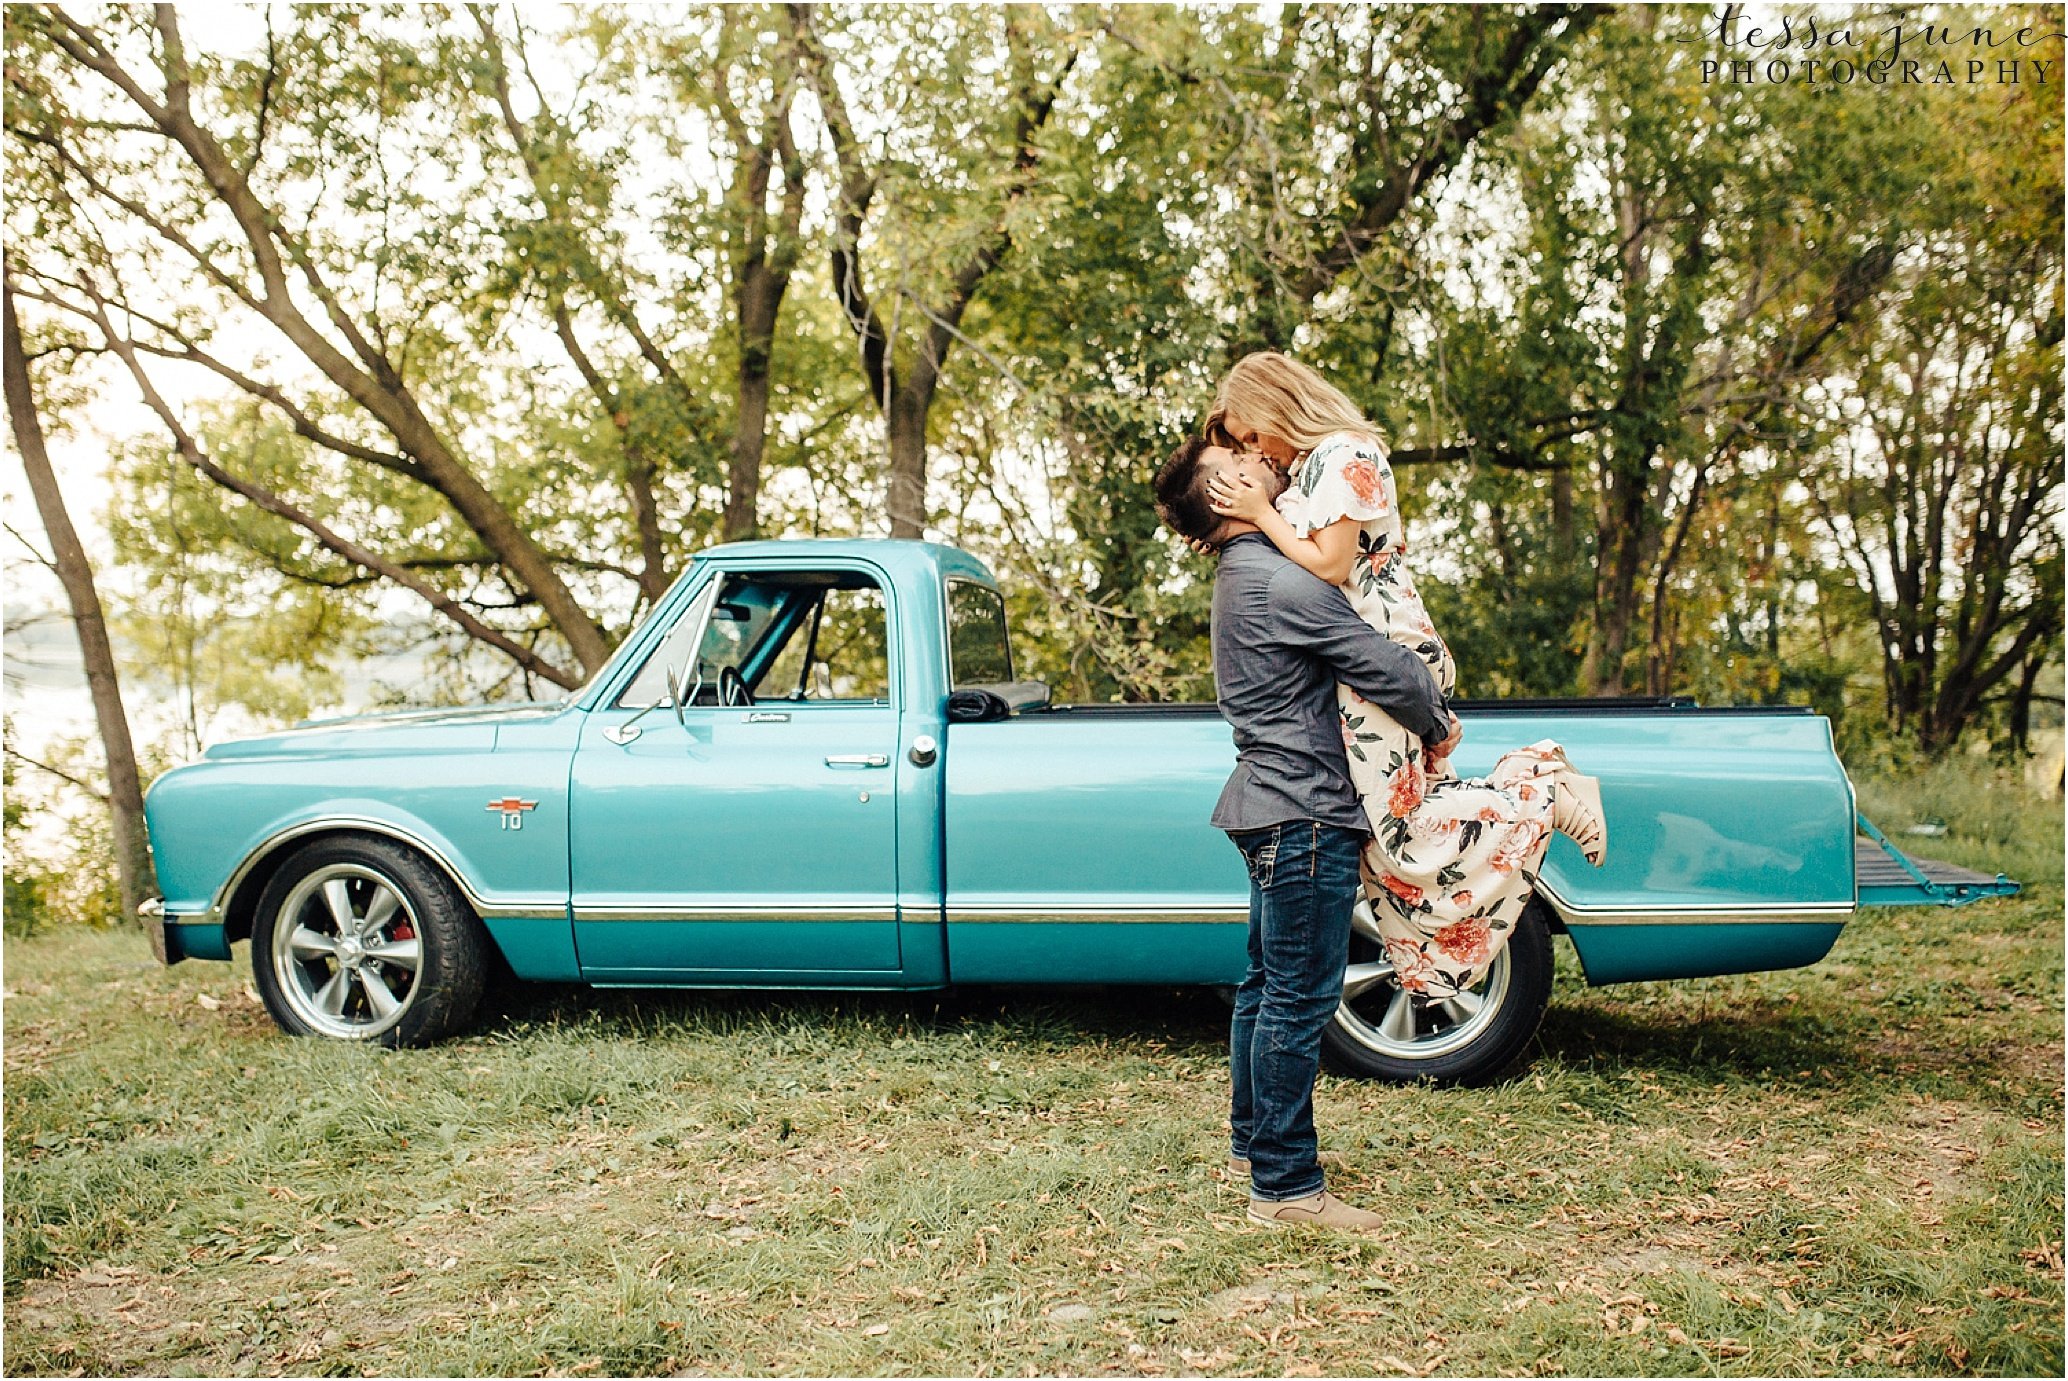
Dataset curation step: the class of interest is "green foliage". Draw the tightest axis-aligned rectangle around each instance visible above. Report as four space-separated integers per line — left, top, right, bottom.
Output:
102 426 368 746
2 4 2057 743
1 726 126 935
3 739 59 940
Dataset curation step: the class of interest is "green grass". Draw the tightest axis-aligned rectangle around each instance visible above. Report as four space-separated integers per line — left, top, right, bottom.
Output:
5 777 2061 1376
1855 756 2066 891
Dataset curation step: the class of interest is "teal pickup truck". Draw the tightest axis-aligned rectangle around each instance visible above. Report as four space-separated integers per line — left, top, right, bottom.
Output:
141 540 2017 1083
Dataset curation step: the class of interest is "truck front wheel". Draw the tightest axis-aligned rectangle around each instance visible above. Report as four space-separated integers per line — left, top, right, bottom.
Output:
1319 897 1555 1086
250 835 487 1048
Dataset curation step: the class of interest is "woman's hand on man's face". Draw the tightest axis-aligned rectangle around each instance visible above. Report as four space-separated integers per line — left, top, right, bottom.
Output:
1207 467 1276 523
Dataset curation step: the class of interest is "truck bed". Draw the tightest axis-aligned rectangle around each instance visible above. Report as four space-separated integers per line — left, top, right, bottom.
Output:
942 699 1859 986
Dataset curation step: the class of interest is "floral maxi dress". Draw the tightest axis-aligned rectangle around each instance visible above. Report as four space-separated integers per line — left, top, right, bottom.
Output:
1278 432 1570 998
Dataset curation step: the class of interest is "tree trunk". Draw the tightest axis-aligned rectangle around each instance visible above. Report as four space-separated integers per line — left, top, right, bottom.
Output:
2008 647 2045 754
3 278 158 933
792 3 1073 543
886 385 932 539
627 460 670 606
724 267 781 542
723 364 769 542
1488 499 1515 586
1580 539 1640 696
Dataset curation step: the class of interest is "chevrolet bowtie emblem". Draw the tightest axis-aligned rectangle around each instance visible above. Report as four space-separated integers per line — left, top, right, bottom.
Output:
487 796 539 830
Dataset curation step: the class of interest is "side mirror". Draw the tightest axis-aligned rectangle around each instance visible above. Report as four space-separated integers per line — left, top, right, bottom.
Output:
665 665 694 726
608 688 672 745
810 660 834 700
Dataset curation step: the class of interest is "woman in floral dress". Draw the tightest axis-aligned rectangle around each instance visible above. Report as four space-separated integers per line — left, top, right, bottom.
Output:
1204 351 1606 999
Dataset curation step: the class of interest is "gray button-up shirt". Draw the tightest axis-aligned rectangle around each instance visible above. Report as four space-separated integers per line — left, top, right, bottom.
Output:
1209 533 1450 835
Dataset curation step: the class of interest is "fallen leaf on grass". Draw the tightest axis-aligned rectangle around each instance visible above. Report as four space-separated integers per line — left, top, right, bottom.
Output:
2019 1243 2063 1272
864 1323 889 1337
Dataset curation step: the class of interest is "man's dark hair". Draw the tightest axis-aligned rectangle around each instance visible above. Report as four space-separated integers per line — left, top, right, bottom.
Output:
1154 436 1221 545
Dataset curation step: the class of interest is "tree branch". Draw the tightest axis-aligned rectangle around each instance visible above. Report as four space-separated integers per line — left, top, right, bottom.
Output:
5 744 108 803
789 1 892 411
1288 3 1606 307
76 280 583 689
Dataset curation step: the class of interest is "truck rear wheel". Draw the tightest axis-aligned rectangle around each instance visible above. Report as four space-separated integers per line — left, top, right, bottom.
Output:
250 835 487 1048
1320 897 1554 1086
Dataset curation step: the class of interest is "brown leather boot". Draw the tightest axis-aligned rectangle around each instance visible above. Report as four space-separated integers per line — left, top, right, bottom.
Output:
1247 1190 1386 1234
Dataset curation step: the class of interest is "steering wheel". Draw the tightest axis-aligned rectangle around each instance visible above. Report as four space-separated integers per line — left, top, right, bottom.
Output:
717 665 753 708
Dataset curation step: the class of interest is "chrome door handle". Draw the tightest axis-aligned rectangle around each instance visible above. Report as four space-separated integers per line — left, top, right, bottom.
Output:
825 754 890 769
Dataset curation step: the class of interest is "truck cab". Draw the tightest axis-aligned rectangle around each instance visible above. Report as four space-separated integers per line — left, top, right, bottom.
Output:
554 541 973 987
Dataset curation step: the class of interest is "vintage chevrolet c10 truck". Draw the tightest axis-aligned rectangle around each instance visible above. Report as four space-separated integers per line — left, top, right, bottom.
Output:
141 539 2017 1083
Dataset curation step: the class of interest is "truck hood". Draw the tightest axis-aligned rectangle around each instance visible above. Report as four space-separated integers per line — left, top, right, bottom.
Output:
204 701 571 760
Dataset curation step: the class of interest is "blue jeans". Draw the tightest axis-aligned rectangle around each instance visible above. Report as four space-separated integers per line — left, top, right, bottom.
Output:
1226 821 1363 1201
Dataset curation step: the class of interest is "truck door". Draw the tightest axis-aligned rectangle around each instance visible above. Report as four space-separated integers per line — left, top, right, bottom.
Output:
569 563 906 982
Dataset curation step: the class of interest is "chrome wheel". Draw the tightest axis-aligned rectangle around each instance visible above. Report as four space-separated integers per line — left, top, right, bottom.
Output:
268 863 424 1039
1332 898 1513 1062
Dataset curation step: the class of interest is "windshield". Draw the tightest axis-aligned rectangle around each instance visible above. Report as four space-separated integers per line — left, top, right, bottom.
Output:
562 560 701 704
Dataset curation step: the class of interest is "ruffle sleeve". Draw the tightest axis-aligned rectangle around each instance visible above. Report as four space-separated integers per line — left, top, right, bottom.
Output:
1282 433 1393 539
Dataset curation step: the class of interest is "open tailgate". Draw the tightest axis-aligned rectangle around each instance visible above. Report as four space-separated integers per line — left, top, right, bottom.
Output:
1856 814 2022 907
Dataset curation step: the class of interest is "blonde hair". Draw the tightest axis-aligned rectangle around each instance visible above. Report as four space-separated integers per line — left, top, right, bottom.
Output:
1205 351 1376 456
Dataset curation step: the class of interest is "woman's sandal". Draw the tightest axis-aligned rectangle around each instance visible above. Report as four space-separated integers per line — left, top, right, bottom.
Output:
1541 748 1608 866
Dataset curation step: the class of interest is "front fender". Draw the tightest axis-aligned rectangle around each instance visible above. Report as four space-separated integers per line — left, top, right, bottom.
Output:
145 749 575 977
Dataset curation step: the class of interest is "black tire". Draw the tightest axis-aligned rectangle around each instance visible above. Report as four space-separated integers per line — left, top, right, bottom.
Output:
1319 898 1555 1086
250 835 488 1048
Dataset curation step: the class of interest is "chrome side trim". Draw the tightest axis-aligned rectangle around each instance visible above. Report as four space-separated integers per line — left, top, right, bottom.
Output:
946 907 1248 925
1550 911 1850 927
575 904 900 923
946 894 1851 929
1532 878 1853 927
209 816 566 926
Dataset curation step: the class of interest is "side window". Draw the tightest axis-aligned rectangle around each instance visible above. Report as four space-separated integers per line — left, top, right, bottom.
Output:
947 580 1013 687
692 580 787 693
801 585 890 702
615 570 891 708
